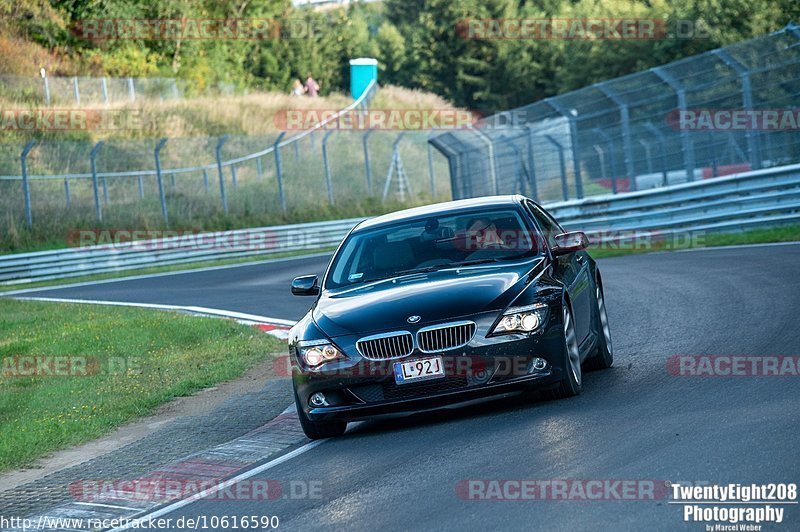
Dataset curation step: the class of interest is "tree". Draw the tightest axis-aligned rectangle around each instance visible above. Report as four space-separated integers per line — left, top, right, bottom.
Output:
375 22 406 85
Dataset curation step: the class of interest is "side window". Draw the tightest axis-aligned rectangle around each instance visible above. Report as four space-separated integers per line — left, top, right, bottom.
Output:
524 201 561 249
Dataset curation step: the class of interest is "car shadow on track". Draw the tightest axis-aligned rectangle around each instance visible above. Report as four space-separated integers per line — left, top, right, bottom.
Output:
341 367 624 440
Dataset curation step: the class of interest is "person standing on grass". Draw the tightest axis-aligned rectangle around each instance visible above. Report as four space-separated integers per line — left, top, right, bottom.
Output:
305 74 320 97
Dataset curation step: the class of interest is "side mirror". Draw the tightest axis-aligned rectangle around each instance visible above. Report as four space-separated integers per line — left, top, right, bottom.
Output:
291 275 320 296
552 232 589 256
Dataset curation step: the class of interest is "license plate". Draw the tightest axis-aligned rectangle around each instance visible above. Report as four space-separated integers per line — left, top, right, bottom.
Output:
394 356 445 384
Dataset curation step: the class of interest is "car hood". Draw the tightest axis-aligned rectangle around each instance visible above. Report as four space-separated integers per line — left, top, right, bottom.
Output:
313 258 545 338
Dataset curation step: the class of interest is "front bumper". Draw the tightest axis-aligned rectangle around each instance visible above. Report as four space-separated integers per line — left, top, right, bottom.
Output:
293 328 566 423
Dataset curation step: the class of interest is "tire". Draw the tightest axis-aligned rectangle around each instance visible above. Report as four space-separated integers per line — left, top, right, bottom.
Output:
551 300 582 398
294 390 347 440
585 278 614 371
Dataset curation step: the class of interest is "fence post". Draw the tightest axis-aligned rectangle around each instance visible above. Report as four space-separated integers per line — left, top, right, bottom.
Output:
128 77 136 102
707 132 718 177
72 77 80 104
64 178 71 207
202 168 209 192
154 138 169 224
644 122 668 185
322 131 335 205
597 85 635 192
468 126 499 195
20 141 37 228
89 141 105 220
215 135 229 214
363 129 375 195
273 132 287 212
101 77 109 104
102 175 109 203
42 71 50 106
543 135 569 201
137 175 144 199
638 138 653 175
230 164 238 188
293 141 300 162
545 98 584 199
713 49 762 171
524 126 539 202
592 128 618 193
255 157 263 180
653 67 696 182
426 132 436 197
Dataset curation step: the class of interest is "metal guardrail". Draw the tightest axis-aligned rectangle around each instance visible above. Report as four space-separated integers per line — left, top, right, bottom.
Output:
0 218 363 285
1 163 798 286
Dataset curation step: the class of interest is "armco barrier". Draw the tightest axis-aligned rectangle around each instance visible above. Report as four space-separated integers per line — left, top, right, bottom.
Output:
0 218 362 285
1 164 799 286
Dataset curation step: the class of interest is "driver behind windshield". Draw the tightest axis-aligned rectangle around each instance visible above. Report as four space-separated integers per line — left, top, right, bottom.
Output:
465 216 508 250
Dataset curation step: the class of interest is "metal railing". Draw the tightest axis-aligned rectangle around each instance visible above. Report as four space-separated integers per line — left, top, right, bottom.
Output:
0 81 454 232
1 81 450 229
0 75 183 105
2 163 798 286
431 24 800 205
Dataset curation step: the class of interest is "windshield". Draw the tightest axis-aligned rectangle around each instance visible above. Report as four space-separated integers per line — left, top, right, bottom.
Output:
325 208 542 289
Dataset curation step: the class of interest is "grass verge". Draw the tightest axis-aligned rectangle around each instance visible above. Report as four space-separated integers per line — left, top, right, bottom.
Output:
0 298 285 472
588 224 800 260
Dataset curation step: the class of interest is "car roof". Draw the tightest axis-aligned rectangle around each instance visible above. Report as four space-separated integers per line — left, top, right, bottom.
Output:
354 195 528 232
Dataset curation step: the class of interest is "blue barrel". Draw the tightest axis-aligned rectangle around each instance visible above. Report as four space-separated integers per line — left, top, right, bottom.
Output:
350 58 378 100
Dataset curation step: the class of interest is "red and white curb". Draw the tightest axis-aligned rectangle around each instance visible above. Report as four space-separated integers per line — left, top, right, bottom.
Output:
8 404 317 532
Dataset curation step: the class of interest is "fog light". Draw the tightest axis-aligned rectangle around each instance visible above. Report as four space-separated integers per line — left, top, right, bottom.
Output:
530 358 548 372
310 393 328 407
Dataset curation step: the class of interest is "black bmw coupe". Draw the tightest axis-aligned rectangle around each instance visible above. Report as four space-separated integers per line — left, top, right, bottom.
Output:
288 195 613 439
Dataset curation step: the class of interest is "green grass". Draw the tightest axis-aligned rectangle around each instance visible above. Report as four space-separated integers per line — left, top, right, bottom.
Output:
0 298 285 472
588 224 800 259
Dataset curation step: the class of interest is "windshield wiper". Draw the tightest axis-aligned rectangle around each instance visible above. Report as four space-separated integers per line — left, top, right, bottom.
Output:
393 266 444 276
352 267 439 285
352 260 501 286
446 258 501 268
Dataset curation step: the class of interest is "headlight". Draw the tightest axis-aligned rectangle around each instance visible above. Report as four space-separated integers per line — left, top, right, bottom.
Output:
492 303 549 335
297 340 346 368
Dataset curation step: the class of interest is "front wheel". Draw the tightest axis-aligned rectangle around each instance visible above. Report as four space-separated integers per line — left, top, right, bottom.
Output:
585 280 614 371
294 390 347 439
551 301 582 398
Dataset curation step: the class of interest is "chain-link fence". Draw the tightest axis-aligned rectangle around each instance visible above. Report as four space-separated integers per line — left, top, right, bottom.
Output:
0 76 184 105
431 24 800 203
0 83 453 238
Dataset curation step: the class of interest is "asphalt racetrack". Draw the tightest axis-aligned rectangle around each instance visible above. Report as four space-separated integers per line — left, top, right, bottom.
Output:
11 243 800 530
